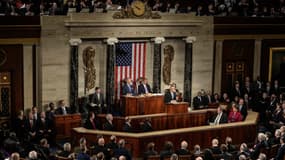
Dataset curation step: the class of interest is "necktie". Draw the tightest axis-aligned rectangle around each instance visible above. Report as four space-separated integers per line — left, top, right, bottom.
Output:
63 107 67 115
144 85 148 93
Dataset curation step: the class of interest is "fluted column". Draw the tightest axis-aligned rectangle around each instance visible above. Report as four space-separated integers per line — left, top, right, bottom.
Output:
69 38 82 113
253 39 262 79
183 36 196 103
214 40 223 94
106 37 118 112
152 37 165 93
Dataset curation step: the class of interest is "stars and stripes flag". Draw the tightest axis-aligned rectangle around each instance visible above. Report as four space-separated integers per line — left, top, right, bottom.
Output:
115 42 147 99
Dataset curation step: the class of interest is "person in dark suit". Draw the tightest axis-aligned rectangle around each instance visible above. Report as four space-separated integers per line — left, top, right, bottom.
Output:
90 87 105 114
140 118 153 132
210 139 222 154
209 106 228 125
93 137 110 159
193 92 206 109
160 141 174 160
122 78 135 95
138 78 152 95
275 135 285 160
237 98 248 121
36 111 54 144
175 141 190 155
220 144 233 160
58 142 73 158
25 111 37 142
84 111 99 130
250 133 269 159
113 139 132 160
231 81 242 99
271 80 281 96
55 100 71 115
103 114 114 131
123 117 133 132
164 85 177 103
143 142 158 160
13 110 26 140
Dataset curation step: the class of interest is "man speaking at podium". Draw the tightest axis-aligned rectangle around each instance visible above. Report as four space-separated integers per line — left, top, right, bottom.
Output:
164 85 178 103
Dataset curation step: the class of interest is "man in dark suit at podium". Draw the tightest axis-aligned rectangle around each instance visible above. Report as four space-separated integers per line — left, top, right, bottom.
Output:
164 85 177 103
55 100 71 115
122 78 135 95
90 87 105 114
138 78 152 95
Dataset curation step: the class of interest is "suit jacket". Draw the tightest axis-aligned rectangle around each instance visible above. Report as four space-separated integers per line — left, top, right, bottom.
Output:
103 121 114 131
210 146 222 154
92 93 104 106
122 84 135 95
275 144 285 160
141 121 153 132
231 87 242 99
84 119 99 130
123 123 133 132
193 96 205 109
176 148 190 155
55 107 71 115
164 91 176 103
138 83 152 94
113 148 132 160
210 112 228 124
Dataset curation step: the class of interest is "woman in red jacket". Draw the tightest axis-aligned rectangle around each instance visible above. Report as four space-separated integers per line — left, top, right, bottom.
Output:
228 103 243 122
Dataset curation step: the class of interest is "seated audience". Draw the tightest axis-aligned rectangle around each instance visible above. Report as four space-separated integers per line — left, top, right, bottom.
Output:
210 138 222 154
106 135 118 150
103 114 114 131
170 153 178 160
93 137 110 159
250 133 269 159
58 142 73 158
209 106 228 125
160 141 174 160
123 117 133 132
193 91 206 109
203 148 215 160
225 136 236 153
10 152 20 160
28 150 38 160
175 140 190 155
143 142 158 160
192 144 202 157
220 144 233 160
275 135 285 160
140 118 153 132
228 103 243 123
84 111 99 130
113 139 131 160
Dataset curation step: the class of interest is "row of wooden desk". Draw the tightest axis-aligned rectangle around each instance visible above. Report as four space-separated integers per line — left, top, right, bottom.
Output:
96 109 216 131
72 111 258 158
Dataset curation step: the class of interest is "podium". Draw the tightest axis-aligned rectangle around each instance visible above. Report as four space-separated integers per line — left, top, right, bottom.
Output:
165 102 189 113
120 95 164 116
54 113 81 140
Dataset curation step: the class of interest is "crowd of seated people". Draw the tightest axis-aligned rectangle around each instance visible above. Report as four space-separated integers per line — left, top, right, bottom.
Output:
0 0 285 16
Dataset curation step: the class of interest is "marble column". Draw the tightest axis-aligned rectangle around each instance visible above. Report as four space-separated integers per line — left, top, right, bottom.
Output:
69 38 82 113
183 36 196 103
152 37 165 93
214 40 223 94
106 37 118 112
253 39 262 80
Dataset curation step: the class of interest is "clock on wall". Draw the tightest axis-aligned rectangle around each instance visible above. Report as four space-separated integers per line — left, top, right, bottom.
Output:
131 0 146 17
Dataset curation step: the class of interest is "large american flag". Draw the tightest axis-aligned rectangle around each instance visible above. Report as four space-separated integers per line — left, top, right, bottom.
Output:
115 42 147 99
